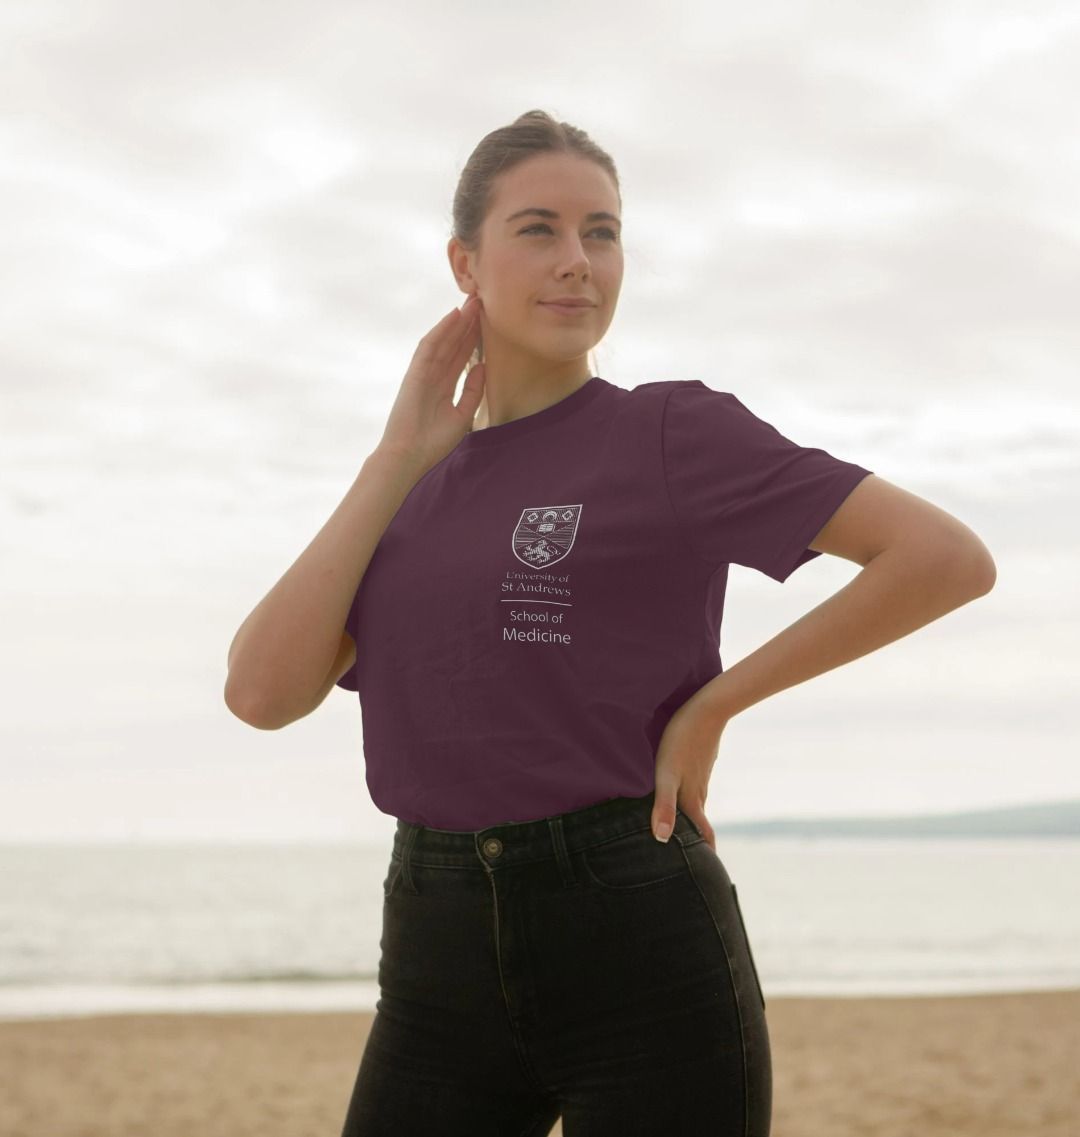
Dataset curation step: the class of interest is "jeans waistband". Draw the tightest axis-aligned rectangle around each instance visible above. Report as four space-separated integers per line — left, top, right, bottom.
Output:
391 789 703 871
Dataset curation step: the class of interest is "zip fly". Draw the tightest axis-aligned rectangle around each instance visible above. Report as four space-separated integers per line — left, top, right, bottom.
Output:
483 860 517 1019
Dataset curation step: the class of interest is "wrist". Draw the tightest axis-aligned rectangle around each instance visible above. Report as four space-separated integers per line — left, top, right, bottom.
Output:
694 671 743 727
366 442 430 480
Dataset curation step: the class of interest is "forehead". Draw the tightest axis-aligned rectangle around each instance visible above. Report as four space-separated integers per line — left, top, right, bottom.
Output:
492 152 618 214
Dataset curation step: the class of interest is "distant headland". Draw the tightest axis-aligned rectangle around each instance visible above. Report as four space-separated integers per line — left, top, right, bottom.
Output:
710 798 1080 838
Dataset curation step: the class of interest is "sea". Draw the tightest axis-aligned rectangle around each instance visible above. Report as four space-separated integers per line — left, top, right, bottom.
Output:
1 837 1077 1021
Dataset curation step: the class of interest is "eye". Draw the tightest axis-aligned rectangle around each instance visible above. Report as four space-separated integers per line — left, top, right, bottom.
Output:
520 223 619 242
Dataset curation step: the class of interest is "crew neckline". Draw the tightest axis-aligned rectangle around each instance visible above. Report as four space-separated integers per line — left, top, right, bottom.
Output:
459 375 611 449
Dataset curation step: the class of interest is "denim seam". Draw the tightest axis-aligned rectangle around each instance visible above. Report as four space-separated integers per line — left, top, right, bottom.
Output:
578 818 703 890
580 853 687 892
680 845 751 1137
400 825 421 894
730 883 767 1010
548 816 577 888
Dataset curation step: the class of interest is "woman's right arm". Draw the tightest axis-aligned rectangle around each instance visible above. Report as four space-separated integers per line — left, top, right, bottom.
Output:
224 292 486 730
223 445 429 730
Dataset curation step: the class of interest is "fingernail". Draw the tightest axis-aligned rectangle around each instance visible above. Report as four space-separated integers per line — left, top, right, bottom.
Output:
655 822 672 843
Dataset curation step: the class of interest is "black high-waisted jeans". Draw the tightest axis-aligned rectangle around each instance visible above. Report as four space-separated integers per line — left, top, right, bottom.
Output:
338 789 771 1136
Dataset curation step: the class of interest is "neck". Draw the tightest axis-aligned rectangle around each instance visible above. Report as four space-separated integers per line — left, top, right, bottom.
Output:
473 373 592 431
471 347 592 431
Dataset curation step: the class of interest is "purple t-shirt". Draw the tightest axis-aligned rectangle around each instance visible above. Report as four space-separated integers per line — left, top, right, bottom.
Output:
336 376 872 829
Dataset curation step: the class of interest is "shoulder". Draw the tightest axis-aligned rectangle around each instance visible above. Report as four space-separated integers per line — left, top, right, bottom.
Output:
620 378 738 409
624 378 740 404
625 378 710 395
619 379 754 429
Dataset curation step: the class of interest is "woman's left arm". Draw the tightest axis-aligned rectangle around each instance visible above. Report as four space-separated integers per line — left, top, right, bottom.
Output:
651 474 997 847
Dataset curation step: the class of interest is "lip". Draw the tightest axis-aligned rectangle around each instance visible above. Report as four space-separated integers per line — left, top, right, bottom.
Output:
540 302 595 316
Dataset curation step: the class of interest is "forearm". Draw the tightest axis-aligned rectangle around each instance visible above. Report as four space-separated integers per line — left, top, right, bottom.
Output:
224 444 429 728
697 542 996 724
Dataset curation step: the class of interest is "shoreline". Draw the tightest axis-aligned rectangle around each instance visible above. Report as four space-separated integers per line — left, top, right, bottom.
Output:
2 975 1074 1025
3 988 1078 1136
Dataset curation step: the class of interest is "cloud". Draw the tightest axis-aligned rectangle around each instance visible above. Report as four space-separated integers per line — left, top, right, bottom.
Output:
3 0 1077 837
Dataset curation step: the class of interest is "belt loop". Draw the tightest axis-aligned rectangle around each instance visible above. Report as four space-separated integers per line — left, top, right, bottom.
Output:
400 824 422 894
547 817 577 888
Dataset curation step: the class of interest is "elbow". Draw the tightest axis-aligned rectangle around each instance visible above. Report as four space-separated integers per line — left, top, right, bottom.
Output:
957 533 997 598
223 679 286 731
876 528 997 604
934 534 997 603
970 549 997 597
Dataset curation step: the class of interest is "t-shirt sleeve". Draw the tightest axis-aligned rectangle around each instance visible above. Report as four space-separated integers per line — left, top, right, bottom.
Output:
333 583 363 692
661 381 873 582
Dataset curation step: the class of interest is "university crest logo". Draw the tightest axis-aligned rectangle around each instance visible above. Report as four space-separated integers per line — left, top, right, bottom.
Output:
511 503 583 568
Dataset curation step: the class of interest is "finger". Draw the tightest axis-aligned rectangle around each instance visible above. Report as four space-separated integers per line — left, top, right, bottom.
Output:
456 361 485 418
446 322 483 390
418 304 481 385
414 310 467 363
440 299 483 366
423 299 478 351
449 293 481 330
651 783 679 843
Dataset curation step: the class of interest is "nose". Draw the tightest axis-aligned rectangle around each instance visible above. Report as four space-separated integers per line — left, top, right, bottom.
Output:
553 239 592 276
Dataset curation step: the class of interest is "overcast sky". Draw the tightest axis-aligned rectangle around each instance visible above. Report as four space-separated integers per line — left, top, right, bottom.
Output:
4 0 1078 842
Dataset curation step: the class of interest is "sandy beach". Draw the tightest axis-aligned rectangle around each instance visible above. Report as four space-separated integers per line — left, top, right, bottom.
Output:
2 989 1077 1136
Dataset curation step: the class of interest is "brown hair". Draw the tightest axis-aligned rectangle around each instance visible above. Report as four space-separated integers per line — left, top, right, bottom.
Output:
451 109 622 376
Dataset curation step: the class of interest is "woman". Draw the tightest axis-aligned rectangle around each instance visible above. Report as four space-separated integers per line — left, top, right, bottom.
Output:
225 110 996 1136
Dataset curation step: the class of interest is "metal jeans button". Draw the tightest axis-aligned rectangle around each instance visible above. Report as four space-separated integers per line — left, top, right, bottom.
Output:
482 837 503 857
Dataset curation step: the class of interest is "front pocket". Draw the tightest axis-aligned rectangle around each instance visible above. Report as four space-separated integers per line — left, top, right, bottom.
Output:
581 823 692 891
730 882 766 1010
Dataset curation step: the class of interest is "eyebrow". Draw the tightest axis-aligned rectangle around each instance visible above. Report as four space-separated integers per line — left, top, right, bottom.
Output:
505 207 622 229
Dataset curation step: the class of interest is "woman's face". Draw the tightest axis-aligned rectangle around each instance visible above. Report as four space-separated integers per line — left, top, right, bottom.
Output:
449 151 623 377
